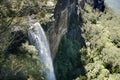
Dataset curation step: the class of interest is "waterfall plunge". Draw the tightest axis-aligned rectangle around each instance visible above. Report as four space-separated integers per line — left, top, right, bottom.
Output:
28 22 56 80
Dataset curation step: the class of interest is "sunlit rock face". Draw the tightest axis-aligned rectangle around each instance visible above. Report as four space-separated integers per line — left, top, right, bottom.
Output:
28 22 56 80
48 0 78 59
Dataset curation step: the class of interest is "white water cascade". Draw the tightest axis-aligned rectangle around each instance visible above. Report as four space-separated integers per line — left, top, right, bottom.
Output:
28 22 56 80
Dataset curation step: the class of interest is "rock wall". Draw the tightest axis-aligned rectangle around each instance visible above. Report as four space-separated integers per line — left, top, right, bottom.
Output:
48 0 79 59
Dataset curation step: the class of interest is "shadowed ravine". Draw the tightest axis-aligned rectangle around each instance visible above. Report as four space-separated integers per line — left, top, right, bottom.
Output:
28 22 56 80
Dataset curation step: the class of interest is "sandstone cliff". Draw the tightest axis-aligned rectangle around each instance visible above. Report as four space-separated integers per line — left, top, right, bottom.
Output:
48 0 79 58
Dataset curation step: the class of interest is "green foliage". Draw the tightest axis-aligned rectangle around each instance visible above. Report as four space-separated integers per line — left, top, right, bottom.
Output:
0 41 44 80
0 0 44 16
85 61 109 80
54 36 86 80
101 44 120 73
75 76 87 80
0 4 8 17
0 22 43 80
76 4 120 80
19 42 38 58
0 53 44 80
0 1 56 79
108 74 120 80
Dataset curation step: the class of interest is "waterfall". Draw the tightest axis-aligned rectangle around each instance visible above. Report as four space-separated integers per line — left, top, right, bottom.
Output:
28 22 56 80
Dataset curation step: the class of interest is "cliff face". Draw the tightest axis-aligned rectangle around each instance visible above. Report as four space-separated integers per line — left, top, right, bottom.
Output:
48 0 79 59
1 0 120 80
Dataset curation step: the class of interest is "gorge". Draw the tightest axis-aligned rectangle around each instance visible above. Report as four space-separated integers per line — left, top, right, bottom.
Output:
0 0 120 80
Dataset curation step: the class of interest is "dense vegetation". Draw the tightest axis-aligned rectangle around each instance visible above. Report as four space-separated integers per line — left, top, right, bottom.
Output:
54 35 86 80
54 4 120 80
0 0 53 80
0 0 120 80
78 4 120 80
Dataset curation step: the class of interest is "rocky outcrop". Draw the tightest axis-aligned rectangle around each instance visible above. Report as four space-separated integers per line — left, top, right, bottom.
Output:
48 0 79 59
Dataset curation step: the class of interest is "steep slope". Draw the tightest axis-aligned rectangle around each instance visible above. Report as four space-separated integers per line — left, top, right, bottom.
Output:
53 0 86 80
48 0 79 58
1 0 120 80
76 4 120 80
0 0 56 80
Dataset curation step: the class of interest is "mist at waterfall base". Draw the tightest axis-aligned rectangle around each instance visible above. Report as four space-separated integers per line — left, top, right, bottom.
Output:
28 22 56 80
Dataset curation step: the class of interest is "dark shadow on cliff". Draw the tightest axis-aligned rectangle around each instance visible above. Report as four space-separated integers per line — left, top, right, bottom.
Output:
53 8 87 80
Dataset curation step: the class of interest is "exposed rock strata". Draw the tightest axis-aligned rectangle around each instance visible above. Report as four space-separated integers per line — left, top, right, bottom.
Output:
48 0 79 59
